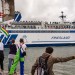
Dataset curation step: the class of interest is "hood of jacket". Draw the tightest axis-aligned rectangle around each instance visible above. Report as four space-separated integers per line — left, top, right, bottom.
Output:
41 52 51 59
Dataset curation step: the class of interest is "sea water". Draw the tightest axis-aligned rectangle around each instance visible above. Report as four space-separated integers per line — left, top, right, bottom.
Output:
4 46 75 75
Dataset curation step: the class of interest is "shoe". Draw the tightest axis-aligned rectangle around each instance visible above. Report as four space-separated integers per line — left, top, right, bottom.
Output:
14 72 17 75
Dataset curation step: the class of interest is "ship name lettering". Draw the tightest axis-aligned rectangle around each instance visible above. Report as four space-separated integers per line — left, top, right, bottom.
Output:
51 36 70 39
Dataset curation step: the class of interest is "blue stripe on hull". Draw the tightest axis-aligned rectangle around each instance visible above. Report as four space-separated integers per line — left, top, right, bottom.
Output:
1 34 18 45
0 35 4 40
8 30 75 33
26 43 75 47
8 34 18 42
4 43 75 48
2 35 10 44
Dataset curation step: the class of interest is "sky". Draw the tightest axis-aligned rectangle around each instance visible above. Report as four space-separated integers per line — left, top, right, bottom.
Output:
0 0 75 22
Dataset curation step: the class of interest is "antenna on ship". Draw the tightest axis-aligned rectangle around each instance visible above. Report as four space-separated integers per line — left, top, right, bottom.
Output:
59 11 66 23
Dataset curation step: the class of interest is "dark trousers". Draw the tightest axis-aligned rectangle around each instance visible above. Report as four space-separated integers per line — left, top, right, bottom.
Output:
0 51 4 70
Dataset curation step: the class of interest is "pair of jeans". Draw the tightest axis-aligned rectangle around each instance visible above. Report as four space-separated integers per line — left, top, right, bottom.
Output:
0 51 4 71
8 58 16 73
0 60 4 71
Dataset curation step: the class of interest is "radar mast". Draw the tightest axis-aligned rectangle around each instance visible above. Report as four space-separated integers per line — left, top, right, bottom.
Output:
59 11 66 23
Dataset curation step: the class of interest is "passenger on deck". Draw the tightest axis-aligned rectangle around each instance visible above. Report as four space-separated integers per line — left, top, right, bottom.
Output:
31 47 75 75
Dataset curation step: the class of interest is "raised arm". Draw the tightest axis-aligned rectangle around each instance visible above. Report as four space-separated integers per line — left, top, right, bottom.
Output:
53 56 75 63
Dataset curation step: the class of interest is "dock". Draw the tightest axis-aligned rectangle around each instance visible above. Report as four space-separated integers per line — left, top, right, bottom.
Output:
0 71 28 75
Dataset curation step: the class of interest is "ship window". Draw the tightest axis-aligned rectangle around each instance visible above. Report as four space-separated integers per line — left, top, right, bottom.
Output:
23 26 26 28
33 26 36 29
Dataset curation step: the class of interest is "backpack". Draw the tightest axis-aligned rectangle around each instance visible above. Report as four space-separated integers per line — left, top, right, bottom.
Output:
37 55 50 75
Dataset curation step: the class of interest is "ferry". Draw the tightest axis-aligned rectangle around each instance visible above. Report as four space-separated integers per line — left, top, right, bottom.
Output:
0 12 75 47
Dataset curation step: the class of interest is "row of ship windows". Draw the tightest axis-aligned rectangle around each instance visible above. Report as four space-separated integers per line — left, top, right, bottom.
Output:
8 30 71 33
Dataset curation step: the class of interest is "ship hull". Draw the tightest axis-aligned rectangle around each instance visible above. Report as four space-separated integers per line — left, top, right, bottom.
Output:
1 29 75 47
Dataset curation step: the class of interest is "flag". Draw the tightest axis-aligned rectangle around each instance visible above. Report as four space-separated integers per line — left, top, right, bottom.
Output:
0 27 9 37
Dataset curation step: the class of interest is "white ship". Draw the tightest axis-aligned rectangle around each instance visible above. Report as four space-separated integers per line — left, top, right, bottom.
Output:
0 12 75 47
0 1 75 47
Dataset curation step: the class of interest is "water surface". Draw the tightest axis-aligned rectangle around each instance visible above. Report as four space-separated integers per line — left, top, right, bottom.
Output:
4 46 75 75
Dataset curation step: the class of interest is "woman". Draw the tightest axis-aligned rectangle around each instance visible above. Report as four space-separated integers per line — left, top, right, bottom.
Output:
8 39 17 74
